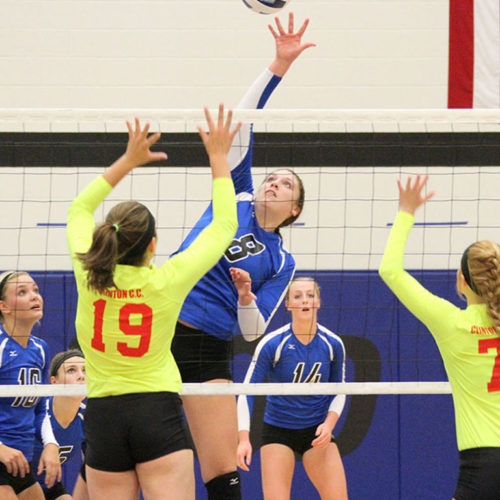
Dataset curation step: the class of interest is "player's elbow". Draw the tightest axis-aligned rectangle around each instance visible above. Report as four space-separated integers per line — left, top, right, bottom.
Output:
241 329 263 342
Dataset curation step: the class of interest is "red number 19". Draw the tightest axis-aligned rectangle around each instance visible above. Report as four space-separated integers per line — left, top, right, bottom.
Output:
92 299 153 357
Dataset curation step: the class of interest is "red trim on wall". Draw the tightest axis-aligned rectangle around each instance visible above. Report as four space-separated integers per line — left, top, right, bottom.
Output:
448 0 474 108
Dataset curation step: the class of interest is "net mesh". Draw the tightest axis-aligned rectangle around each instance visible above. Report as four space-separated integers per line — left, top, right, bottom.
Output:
0 108 499 397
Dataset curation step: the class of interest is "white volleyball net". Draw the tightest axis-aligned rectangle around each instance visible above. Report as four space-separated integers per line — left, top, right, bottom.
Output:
0 108 499 399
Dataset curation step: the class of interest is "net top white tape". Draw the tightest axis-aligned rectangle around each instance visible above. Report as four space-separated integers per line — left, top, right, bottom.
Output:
0 108 499 133
0 382 452 398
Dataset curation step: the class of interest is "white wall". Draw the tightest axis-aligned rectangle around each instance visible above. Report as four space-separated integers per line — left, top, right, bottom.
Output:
0 0 449 110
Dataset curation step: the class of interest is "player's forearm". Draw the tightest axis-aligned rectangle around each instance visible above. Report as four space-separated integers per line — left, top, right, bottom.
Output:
238 430 251 443
209 153 231 179
269 58 292 78
238 301 267 341
323 411 340 431
103 153 137 187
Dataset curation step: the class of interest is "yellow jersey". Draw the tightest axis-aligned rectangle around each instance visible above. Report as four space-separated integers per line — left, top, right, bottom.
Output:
380 211 500 451
67 175 237 398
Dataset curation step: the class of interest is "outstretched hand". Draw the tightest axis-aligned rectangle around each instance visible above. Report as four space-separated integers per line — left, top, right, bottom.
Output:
269 12 316 77
198 104 242 158
397 175 435 215
124 118 168 167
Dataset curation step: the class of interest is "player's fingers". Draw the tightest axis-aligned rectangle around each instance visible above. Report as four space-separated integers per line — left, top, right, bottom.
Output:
288 11 294 33
126 120 133 137
230 121 242 142
203 106 215 131
224 108 233 131
146 131 161 148
274 16 286 35
296 17 310 37
397 179 404 197
298 42 317 54
20 456 29 478
237 452 247 471
413 174 422 191
217 103 224 129
197 126 208 145
424 190 435 202
150 152 168 162
8 459 17 477
268 24 278 39
140 122 151 140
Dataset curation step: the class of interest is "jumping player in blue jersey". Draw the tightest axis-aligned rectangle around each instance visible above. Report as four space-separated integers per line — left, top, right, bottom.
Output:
0 271 61 500
237 277 348 500
170 13 315 500
31 350 86 500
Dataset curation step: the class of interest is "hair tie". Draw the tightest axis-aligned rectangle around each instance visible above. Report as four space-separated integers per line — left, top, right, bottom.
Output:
112 224 119 233
461 245 481 296
0 272 15 300
50 350 85 377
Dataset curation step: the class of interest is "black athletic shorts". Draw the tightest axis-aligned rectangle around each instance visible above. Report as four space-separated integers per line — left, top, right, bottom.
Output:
84 392 194 472
0 462 37 495
260 421 335 457
454 447 500 500
172 321 233 382
44 481 69 500
27 463 69 500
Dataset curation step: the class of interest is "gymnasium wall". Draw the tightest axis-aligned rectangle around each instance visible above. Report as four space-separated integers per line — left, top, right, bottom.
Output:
1 0 448 110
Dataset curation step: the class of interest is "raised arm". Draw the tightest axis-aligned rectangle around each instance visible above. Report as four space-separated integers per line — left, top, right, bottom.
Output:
229 13 315 191
67 120 167 257
164 106 240 294
379 176 458 334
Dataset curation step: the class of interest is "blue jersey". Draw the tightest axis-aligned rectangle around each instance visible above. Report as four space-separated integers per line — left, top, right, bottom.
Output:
173 69 296 341
238 323 346 430
32 398 85 490
0 326 51 461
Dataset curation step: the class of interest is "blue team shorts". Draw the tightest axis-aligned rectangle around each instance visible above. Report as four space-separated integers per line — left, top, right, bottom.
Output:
260 421 335 457
454 447 500 500
172 321 233 382
84 392 194 472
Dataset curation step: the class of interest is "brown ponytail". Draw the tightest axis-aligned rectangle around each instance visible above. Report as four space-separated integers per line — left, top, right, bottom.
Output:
467 240 500 332
77 201 156 294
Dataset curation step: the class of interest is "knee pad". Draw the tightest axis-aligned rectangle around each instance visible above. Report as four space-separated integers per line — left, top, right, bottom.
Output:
205 470 241 500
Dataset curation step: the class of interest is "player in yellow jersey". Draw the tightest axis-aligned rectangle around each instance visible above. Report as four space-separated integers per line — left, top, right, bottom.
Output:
379 175 500 500
67 106 240 500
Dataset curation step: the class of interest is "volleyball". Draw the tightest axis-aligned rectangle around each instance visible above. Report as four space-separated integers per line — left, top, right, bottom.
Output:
242 0 291 15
